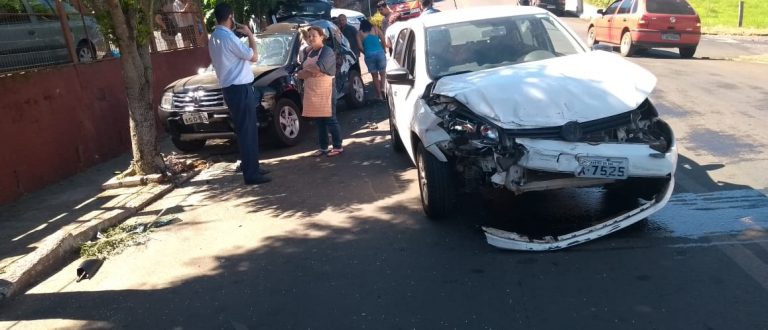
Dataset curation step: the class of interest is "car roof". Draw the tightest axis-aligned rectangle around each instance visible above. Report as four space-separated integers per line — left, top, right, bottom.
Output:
264 19 337 33
416 5 550 28
331 8 365 18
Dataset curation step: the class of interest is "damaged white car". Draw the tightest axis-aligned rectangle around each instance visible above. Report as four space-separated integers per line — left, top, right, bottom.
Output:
385 6 677 250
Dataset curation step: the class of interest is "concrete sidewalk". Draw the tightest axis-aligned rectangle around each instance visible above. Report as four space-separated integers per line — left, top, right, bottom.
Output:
0 146 194 301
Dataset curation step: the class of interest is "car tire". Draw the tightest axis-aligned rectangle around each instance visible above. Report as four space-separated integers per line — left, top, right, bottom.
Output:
171 137 206 153
345 70 365 108
586 26 597 48
76 40 96 63
271 98 302 147
388 111 405 153
619 31 635 57
679 46 697 59
416 143 455 219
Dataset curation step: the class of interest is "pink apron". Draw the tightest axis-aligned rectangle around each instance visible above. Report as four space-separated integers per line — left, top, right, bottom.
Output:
301 51 334 118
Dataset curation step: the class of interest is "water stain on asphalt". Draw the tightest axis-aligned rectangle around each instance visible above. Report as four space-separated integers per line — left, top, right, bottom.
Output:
683 127 759 158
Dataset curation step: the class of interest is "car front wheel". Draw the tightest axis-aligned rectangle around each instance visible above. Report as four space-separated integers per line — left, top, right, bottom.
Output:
345 70 365 108
587 26 597 48
416 143 454 219
271 98 302 147
172 137 206 153
76 40 96 63
620 32 635 57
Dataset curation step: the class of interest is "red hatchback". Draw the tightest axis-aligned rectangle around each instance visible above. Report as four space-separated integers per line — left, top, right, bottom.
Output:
587 0 701 58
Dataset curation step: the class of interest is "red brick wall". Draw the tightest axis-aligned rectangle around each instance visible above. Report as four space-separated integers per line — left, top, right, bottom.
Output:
0 47 210 204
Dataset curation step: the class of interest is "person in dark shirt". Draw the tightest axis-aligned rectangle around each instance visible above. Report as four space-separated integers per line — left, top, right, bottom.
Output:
421 0 440 14
336 14 360 58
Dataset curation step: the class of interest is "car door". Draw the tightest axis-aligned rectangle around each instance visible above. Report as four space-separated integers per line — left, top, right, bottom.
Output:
595 0 621 43
610 0 635 44
0 0 33 70
388 28 419 160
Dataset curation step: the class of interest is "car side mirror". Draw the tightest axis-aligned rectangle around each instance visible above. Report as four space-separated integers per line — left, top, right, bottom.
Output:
386 67 414 86
591 44 613 52
596 9 604 15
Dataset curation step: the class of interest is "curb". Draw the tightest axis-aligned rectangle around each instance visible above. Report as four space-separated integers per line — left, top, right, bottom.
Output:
0 183 176 302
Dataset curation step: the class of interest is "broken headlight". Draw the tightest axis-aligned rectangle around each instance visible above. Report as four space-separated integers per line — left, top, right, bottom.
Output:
480 124 499 143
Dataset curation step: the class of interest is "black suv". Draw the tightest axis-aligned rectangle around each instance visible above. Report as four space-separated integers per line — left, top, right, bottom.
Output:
158 19 365 152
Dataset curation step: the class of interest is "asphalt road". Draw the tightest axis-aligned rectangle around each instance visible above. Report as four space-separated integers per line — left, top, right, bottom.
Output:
1 4 767 329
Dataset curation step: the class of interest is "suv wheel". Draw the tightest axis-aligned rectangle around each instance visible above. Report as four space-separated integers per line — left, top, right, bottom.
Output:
172 137 206 153
345 70 365 108
271 98 302 146
416 143 454 219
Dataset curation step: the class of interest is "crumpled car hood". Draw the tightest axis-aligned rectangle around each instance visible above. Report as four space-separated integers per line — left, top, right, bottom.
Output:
432 51 657 129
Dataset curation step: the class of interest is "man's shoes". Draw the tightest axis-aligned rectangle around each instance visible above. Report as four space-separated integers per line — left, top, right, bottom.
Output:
244 176 272 185
258 168 271 175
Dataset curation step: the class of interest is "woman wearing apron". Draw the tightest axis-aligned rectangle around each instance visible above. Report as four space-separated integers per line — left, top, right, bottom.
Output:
297 26 344 157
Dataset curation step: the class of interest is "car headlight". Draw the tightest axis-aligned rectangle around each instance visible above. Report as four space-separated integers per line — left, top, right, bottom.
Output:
160 91 173 109
480 124 499 143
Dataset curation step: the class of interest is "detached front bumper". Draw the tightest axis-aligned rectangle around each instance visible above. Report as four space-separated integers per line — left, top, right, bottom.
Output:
483 176 674 251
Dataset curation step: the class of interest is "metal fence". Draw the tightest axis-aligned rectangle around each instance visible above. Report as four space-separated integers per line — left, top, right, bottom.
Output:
0 0 205 75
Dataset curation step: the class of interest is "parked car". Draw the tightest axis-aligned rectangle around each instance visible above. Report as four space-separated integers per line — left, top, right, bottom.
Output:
517 0 565 16
331 7 365 31
385 6 677 250
587 0 701 58
386 0 422 20
0 0 105 73
270 0 332 24
158 19 365 152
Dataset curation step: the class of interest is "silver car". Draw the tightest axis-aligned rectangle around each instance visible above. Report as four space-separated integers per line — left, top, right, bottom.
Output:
0 0 105 73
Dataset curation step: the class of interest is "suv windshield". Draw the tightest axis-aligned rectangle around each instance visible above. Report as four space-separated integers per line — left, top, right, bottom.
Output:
275 1 331 21
646 0 696 15
255 34 295 66
425 14 584 79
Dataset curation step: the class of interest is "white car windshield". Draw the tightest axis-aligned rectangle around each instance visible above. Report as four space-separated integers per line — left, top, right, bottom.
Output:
425 14 584 79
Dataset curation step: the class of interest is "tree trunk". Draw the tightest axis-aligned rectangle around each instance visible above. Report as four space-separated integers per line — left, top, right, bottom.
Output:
106 0 163 175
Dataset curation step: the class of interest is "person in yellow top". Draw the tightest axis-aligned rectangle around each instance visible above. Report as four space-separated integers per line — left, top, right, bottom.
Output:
297 26 344 157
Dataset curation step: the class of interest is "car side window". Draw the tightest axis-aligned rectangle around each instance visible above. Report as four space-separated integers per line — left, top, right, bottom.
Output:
0 0 31 24
631 0 639 13
27 0 57 21
404 30 415 75
604 0 622 15
394 29 409 67
617 0 634 14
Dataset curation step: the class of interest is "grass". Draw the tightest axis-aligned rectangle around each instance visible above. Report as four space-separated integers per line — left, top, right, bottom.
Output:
586 0 768 34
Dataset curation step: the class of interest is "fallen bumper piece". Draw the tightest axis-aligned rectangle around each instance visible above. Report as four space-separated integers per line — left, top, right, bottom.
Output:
482 178 675 251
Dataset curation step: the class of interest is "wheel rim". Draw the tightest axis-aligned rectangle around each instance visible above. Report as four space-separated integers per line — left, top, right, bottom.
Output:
417 151 429 206
352 76 364 103
588 28 595 46
78 46 93 62
278 106 300 139
621 33 631 54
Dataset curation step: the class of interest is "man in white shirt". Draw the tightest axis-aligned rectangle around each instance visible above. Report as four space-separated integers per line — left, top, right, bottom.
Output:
209 3 271 185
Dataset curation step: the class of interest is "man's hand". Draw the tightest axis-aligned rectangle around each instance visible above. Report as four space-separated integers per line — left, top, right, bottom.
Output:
236 24 253 37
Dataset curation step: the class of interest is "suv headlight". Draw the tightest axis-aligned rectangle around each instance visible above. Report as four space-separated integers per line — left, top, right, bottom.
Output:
160 91 173 109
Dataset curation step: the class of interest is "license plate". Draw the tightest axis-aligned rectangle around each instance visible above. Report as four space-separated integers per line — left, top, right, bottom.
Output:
575 157 628 179
546 5 556 9
662 33 680 41
181 112 209 125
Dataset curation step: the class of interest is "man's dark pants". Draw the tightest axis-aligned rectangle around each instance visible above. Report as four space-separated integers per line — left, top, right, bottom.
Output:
222 84 261 183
